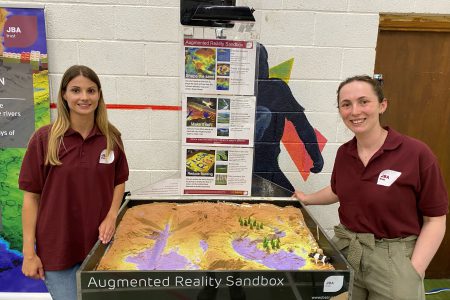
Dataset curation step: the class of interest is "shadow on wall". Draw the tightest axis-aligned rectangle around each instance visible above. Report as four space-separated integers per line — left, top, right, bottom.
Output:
253 43 326 192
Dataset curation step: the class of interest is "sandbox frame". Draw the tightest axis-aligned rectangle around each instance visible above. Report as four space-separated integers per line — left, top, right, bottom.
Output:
77 194 353 300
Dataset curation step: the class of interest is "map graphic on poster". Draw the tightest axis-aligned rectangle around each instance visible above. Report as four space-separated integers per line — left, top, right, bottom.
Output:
0 7 49 293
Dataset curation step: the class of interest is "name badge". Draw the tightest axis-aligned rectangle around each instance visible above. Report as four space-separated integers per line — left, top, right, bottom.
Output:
99 149 114 164
377 169 401 187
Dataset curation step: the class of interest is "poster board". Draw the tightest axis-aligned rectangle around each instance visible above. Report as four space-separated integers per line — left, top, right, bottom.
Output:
179 30 258 196
0 5 50 296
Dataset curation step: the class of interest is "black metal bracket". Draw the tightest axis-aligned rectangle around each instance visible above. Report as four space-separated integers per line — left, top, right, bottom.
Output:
180 0 255 28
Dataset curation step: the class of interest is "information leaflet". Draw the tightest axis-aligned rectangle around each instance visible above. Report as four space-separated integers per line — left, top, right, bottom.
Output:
182 94 256 147
181 146 253 196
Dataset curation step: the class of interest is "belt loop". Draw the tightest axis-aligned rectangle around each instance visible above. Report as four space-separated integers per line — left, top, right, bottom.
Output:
388 239 403 258
401 239 407 256
387 240 393 258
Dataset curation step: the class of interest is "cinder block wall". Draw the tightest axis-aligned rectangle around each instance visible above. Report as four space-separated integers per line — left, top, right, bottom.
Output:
4 0 450 233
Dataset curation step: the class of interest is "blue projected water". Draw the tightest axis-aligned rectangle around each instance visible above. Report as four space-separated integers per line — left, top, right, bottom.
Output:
0 236 47 292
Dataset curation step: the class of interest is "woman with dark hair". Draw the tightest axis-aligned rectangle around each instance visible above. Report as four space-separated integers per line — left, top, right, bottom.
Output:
20 65 129 300
294 75 447 300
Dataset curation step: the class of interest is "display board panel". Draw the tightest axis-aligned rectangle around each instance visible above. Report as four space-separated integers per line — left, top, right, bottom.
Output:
0 5 50 295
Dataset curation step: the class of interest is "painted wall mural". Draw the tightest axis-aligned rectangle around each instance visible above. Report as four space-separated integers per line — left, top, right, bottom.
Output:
0 7 50 293
253 44 326 192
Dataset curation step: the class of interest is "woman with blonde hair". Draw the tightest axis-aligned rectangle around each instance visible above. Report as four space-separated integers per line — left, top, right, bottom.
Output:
19 65 129 300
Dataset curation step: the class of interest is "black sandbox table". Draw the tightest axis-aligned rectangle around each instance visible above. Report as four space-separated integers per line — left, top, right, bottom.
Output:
77 176 353 300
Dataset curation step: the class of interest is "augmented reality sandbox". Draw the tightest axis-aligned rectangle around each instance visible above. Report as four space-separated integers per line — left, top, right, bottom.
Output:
77 177 352 300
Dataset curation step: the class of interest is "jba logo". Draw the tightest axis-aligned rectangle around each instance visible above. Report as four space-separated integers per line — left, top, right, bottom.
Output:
4 15 38 48
6 27 21 33
99 149 114 164
380 174 390 180
323 276 344 292
377 169 401 187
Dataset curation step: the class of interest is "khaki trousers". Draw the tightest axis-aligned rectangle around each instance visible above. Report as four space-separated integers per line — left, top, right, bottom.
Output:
333 224 425 300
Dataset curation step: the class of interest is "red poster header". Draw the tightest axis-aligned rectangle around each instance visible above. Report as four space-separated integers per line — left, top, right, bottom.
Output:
184 189 247 195
186 138 249 145
184 38 253 49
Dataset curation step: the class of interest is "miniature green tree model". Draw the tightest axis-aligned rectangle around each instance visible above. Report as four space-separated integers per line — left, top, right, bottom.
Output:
271 239 276 249
253 220 257 227
244 220 248 226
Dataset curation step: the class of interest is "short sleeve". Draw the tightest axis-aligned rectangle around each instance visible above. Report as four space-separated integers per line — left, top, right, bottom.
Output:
331 147 343 195
418 160 448 217
114 143 129 186
19 131 47 194
331 167 337 195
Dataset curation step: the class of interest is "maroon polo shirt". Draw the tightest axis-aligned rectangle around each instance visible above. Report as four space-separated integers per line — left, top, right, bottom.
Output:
19 124 129 270
331 127 448 239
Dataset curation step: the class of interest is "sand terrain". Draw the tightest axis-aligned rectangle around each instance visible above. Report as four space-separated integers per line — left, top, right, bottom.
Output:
97 202 334 271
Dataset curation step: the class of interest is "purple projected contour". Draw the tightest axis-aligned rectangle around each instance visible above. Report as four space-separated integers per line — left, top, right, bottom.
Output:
200 240 208 252
272 228 286 239
126 223 199 270
232 238 306 270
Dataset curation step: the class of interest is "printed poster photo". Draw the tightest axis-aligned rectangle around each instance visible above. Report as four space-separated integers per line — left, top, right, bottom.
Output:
216 150 228 161
185 47 216 79
185 149 215 177
216 77 230 91
216 63 230 76
186 97 217 128
218 98 230 110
